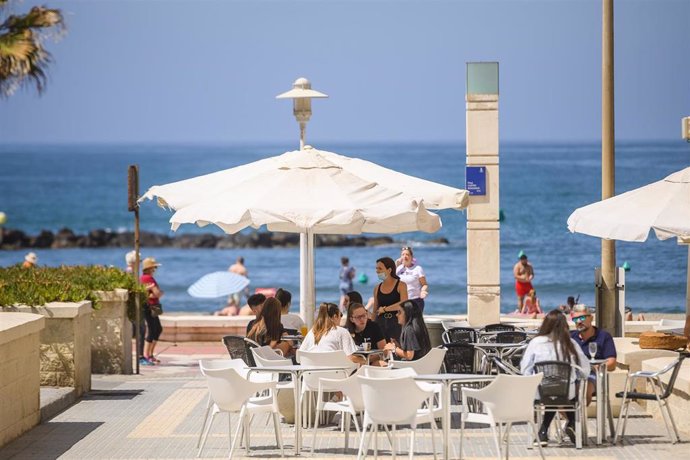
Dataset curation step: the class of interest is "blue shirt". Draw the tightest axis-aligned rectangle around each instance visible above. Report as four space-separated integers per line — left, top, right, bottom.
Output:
571 327 617 360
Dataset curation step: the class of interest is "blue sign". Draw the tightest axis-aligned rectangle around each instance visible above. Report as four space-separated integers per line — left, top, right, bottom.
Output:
465 166 486 196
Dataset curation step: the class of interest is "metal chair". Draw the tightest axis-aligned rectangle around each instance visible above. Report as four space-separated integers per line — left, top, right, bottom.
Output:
491 356 520 375
441 327 478 344
441 342 476 374
481 323 516 333
494 331 527 344
222 335 250 364
243 337 260 367
614 352 688 444
533 360 586 449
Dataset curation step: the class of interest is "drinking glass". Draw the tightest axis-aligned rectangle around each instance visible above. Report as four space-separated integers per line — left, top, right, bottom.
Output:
588 342 598 359
300 325 308 337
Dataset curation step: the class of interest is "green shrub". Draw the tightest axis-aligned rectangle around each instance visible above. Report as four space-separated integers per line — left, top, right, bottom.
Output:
0 265 147 320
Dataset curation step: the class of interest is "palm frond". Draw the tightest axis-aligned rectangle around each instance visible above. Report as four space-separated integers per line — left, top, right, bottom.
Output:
0 3 65 98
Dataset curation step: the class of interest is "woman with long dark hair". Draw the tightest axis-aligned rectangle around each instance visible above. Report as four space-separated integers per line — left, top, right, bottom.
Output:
521 309 590 445
372 256 408 343
384 300 431 361
299 302 363 364
247 297 293 357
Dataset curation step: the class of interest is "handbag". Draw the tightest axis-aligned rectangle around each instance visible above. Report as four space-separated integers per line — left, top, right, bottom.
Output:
149 303 163 317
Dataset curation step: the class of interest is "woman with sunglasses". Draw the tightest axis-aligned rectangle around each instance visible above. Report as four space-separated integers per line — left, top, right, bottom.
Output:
345 302 386 351
383 300 431 361
373 256 408 343
299 302 363 364
396 247 428 312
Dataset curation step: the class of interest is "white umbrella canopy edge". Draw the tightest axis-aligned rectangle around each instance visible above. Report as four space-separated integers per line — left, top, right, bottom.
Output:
566 165 690 315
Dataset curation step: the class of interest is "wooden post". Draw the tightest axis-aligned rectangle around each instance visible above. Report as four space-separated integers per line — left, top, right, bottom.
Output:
128 165 141 374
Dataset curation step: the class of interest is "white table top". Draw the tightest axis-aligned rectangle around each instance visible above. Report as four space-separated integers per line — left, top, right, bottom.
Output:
249 364 348 373
414 373 496 382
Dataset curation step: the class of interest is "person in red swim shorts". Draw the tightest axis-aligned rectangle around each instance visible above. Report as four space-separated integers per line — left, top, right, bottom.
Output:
513 253 534 312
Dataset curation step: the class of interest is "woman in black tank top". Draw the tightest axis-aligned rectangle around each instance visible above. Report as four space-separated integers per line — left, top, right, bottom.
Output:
372 257 408 343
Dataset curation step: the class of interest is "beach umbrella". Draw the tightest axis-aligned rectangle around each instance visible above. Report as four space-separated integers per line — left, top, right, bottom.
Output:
142 146 468 324
567 166 690 314
187 271 250 299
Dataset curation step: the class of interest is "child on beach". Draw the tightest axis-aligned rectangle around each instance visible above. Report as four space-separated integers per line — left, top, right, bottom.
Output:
521 289 543 317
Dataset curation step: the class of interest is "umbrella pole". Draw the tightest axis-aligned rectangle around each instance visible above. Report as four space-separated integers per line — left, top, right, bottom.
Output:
299 231 316 327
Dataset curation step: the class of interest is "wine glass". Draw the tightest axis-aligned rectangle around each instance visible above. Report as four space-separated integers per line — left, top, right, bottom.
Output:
588 342 598 359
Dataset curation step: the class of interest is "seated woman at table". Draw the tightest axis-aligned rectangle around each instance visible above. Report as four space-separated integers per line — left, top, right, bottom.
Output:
384 300 431 361
247 297 293 357
520 309 590 446
345 302 386 360
299 302 364 364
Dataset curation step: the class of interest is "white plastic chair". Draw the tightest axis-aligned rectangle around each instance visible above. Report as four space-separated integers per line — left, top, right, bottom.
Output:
357 375 439 459
296 350 358 427
391 347 446 375
461 373 544 460
311 372 366 453
196 359 249 450
198 363 284 459
653 318 686 332
252 348 295 389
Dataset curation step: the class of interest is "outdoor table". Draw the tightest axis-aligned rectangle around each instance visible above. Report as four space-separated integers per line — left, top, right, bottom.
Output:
414 373 496 460
248 364 349 455
590 358 615 445
283 335 304 347
351 348 386 365
470 342 525 374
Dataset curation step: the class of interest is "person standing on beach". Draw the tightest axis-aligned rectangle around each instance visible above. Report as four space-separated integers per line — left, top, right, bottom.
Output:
228 256 249 307
396 247 428 312
373 257 408 343
140 257 164 365
513 253 534 311
338 257 356 312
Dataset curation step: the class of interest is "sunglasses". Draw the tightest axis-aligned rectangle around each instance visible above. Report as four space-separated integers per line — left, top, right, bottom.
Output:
572 315 589 323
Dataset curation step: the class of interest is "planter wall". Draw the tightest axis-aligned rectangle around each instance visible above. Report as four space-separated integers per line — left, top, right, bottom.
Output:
2 302 92 396
0 312 45 447
91 289 132 374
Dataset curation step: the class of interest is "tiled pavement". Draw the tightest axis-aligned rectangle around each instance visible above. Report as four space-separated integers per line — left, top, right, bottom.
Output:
1 342 689 459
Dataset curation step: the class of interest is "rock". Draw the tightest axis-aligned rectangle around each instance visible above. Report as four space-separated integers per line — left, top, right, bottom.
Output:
172 233 218 249
52 228 79 248
31 230 55 248
1 228 29 249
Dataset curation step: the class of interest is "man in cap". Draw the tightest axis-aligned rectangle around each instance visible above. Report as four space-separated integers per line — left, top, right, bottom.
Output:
570 304 617 404
513 253 534 311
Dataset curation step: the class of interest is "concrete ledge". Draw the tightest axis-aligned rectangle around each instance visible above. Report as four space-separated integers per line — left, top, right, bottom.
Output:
0 312 45 346
159 315 253 342
40 387 77 422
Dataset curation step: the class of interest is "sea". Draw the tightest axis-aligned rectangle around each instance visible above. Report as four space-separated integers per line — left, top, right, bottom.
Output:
0 142 688 316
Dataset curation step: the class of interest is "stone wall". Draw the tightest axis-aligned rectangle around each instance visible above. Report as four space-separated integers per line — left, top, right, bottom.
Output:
2 302 92 396
0 312 45 447
91 289 132 374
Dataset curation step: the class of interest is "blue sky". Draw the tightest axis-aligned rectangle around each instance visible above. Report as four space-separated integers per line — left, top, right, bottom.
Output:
0 0 688 144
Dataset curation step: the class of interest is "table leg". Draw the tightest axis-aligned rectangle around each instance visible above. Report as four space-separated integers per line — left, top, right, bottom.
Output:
596 366 603 445
293 371 301 455
443 381 450 460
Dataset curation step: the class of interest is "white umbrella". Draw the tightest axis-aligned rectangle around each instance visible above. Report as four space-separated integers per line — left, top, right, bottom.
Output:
187 271 250 299
567 166 690 314
142 146 468 324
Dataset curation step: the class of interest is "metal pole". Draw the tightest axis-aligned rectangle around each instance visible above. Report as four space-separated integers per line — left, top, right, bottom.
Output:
600 0 617 334
134 205 141 374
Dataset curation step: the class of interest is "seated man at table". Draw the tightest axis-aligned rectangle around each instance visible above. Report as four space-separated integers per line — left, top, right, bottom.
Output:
570 304 617 405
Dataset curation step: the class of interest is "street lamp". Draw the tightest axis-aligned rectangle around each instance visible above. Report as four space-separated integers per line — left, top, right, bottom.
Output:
276 77 328 150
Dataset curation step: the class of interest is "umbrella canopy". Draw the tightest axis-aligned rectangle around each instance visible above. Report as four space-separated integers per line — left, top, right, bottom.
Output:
567 167 690 242
567 166 690 314
142 146 469 323
143 147 467 234
187 271 250 299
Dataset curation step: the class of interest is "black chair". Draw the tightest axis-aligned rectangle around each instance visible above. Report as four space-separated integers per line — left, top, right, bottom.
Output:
442 342 476 374
481 323 516 333
221 335 250 364
441 327 478 344
533 360 585 448
614 352 688 444
243 337 259 367
494 331 527 344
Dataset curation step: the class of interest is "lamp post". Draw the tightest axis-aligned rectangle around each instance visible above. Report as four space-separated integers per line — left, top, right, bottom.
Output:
276 78 328 325
276 77 328 150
